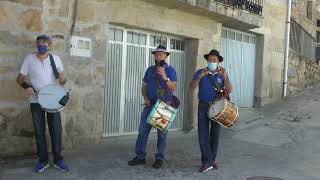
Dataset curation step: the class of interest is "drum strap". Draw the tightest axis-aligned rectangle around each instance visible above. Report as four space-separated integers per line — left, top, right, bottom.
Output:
153 66 169 98
153 66 180 108
49 54 59 79
207 74 223 93
208 74 230 101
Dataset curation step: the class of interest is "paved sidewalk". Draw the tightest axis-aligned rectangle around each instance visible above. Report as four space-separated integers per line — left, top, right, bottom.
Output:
1 85 320 180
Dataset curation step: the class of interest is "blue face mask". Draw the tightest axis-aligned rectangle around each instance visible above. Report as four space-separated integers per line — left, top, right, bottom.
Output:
207 62 218 71
37 45 48 55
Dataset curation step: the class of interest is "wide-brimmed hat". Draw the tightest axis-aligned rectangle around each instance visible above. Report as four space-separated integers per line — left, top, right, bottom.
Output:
152 45 170 56
204 49 223 62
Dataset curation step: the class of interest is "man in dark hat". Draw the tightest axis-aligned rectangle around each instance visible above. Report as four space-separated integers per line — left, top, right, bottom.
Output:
128 45 177 169
190 49 232 173
16 35 69 172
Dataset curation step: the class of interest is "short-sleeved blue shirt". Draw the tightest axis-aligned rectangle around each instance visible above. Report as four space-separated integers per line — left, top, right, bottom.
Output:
143 63 177 103
193 69 225 103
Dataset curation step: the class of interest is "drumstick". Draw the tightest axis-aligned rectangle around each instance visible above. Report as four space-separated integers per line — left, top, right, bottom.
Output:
35 93 54 95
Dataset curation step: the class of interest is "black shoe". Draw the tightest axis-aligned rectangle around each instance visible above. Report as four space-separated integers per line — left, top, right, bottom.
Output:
152 159 163 169
128 157 146 166
212 161 218 170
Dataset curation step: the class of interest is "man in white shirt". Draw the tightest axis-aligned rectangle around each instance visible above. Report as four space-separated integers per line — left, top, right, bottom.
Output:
16 35 69 173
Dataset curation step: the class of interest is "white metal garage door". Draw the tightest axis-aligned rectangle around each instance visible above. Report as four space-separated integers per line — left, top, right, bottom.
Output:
103 27 186 136
220 28 256 108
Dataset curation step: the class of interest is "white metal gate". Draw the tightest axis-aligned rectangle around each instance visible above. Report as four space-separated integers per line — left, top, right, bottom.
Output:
220 28 256 108
103 27 186 136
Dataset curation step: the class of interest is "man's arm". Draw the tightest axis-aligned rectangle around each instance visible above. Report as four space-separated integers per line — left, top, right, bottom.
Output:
190 69 208 90
17 73 34 96
141 82 150 106
166 80 176 92
17 73 30 88
219 67 232 94
223 75 232 94
55 56 66 85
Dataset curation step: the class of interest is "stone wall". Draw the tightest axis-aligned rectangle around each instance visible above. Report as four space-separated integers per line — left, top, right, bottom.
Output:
288 50 320 95
0 0 223 157
0 0 105 157
250 0 287 105
286 0 320 95
0 0 301 157
291 0 319 39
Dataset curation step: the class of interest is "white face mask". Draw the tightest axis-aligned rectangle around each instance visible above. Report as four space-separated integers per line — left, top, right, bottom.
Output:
207 62 218 71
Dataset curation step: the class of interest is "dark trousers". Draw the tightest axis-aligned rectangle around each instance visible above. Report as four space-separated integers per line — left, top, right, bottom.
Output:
135 106 168 160
30 103 63 164
198 102 221 166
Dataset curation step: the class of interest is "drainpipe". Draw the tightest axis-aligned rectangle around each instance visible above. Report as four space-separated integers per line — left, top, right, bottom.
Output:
283 0 292 98
70 0 78 36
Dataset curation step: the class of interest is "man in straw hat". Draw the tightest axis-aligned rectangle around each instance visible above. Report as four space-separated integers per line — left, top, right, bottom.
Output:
128 45 177 169
190 49 232 173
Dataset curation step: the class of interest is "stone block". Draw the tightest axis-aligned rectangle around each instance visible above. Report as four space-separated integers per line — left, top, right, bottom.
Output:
288 66 297 78
76 1 96 22
47 0 56 7
93 64 105 81
18 9 42 32
0 114 6 131
10 0 43 7
83 91 103 113
0 80 26 101
59 0 70 17
0 6 8 24
92 40 106 61
297 60 306 72
0 51 20 70
51 39 66 52
74 71 92 87
81 24 102 37
0 31 19 46
48 19 68 34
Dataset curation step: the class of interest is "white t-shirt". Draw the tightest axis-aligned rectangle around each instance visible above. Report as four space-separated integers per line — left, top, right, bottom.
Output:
19 53 64 103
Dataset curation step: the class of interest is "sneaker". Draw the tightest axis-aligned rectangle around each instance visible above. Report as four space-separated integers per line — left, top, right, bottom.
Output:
54 160 69 172
34 162 49 173
198 164 213 173
128 157 146 166
152 159 163 169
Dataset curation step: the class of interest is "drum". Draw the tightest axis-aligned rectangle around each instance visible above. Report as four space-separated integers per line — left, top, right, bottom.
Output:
208 98 239 128
146 100 178 131
38 84 69 113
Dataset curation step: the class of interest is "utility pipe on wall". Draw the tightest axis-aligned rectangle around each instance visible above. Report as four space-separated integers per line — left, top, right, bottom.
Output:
283 0 292 98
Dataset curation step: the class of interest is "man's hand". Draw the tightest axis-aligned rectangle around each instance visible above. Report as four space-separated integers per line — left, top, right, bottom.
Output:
190 68 209 89
58 72 66 85
25 87 35 97
198 68 209 79
218 67 228 79
157 67 168 81
143 97 151 107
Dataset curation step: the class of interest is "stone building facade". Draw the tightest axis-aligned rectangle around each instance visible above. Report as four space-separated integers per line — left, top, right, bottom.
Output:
287 0 320 95
0 0 313 156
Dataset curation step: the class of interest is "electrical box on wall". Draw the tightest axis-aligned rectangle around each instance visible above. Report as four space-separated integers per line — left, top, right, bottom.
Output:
70 36 92 57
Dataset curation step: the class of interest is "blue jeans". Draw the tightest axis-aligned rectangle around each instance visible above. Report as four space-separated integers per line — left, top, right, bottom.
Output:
30 103 63 164
134 106 168 160
198 102 221 166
